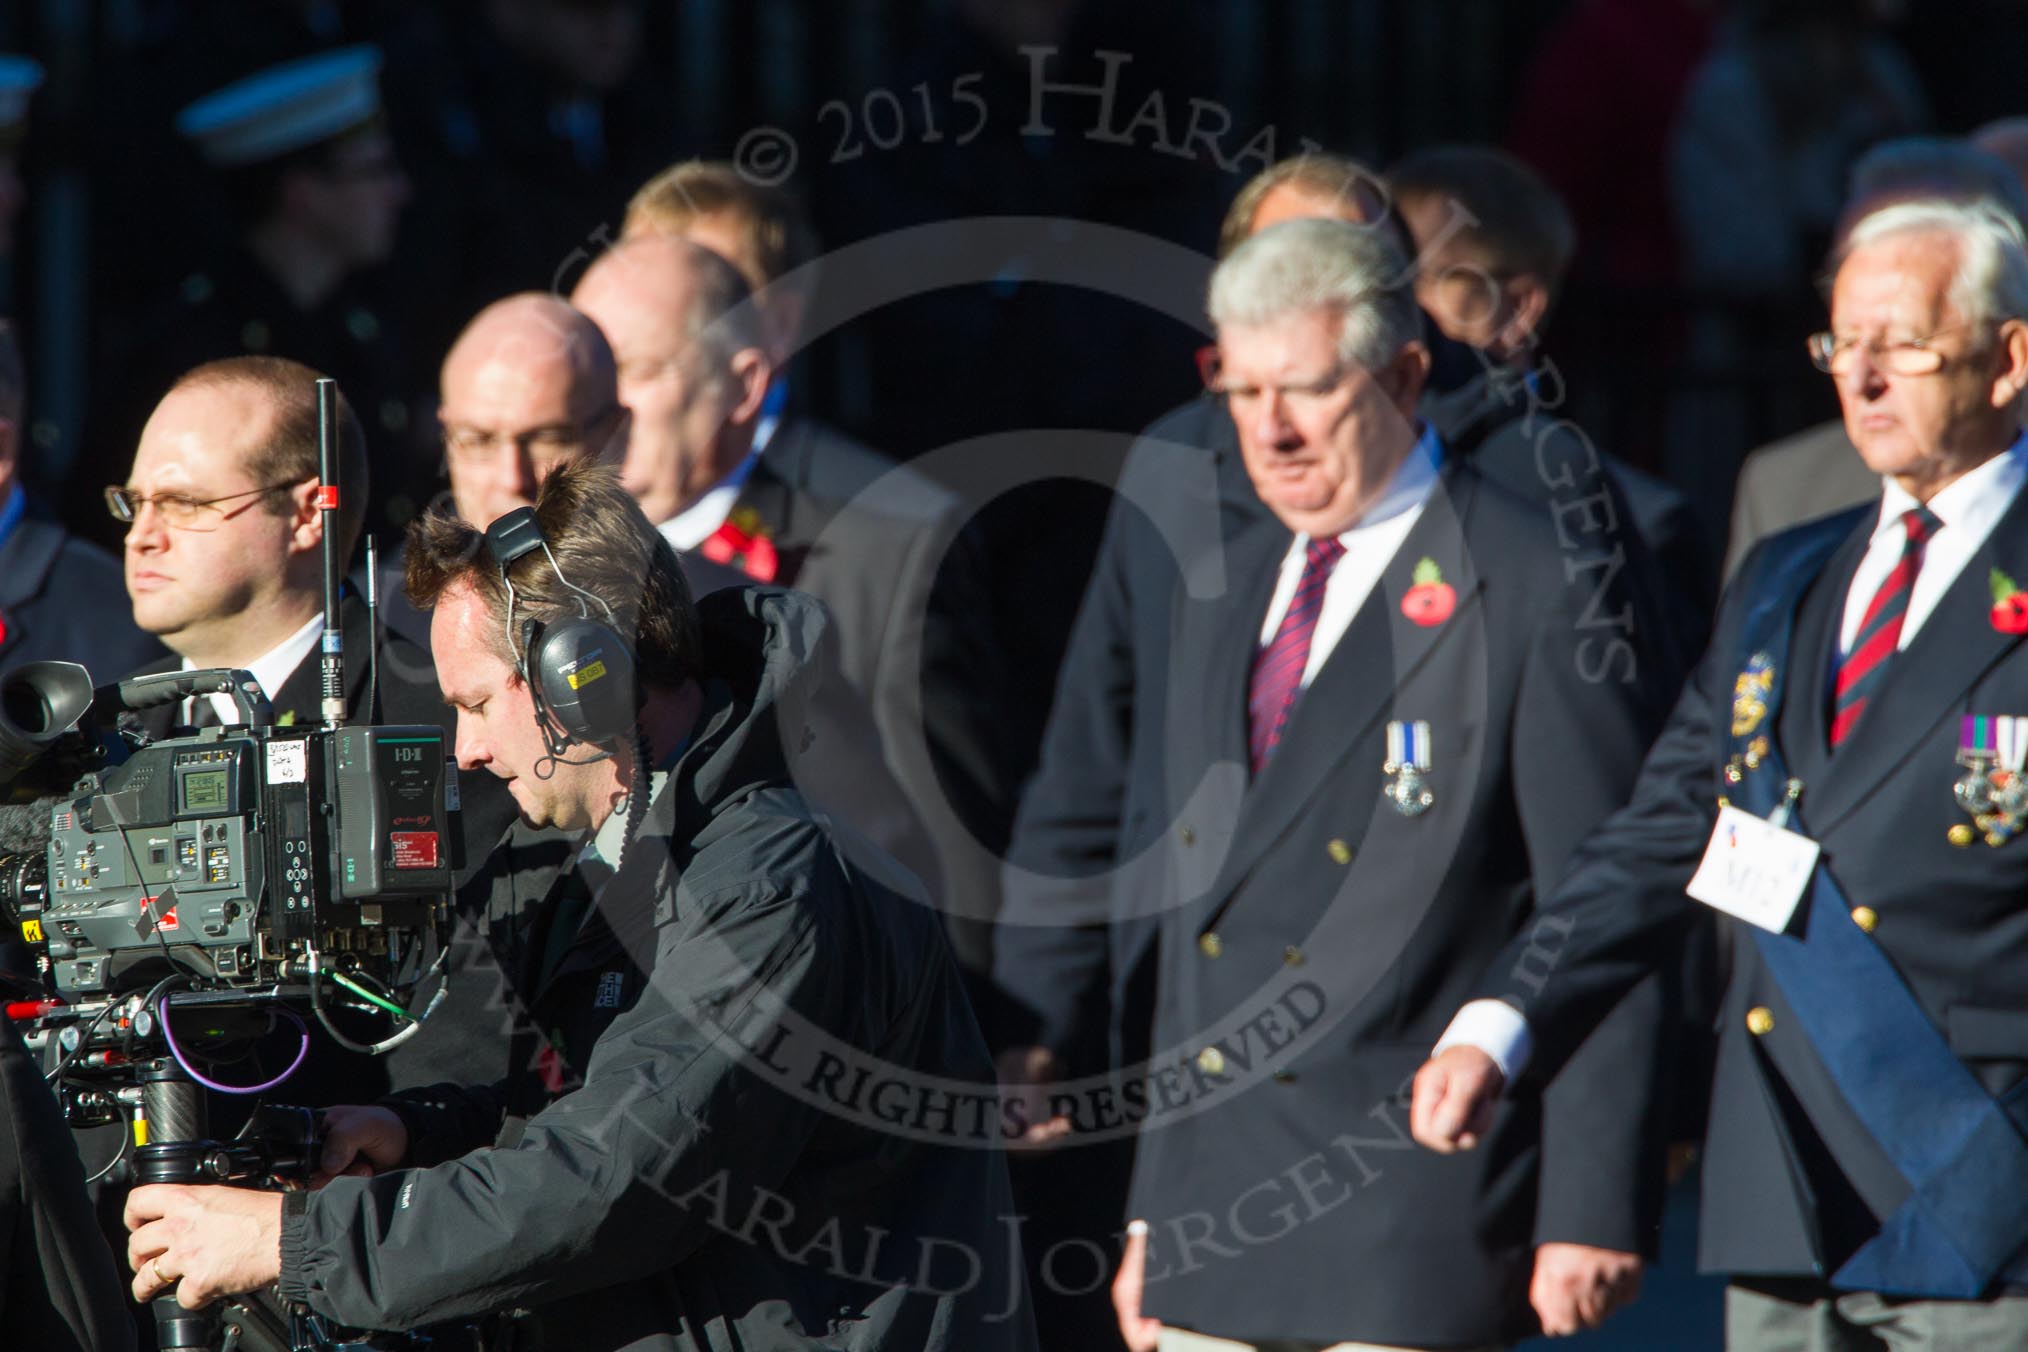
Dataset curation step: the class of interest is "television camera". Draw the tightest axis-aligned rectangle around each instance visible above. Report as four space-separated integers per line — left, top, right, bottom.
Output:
0 380 463 1352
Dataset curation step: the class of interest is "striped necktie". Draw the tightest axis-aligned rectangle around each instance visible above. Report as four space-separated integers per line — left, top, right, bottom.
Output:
1248 537 1347 775
1831 505 1941 748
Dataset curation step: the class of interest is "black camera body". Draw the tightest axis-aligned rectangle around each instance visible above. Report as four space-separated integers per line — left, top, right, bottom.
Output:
0 664 458 1110
24 720 452 1000
0 381 467 1352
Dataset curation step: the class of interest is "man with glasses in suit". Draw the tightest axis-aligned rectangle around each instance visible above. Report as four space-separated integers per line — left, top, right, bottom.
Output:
112 351 512 873
1415 197 2028 1350
113 355 458 741
107 351 513 1194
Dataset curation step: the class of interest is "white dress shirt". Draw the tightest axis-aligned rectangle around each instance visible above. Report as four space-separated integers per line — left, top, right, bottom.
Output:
1838 433 2026 655
1437 431 2028 1083
182 610 326 726
1256 426 1444 688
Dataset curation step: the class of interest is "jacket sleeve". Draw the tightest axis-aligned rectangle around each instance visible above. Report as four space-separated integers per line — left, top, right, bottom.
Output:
1505 555 1679 1254
279 877 854 1331
375 1079 508 1168
1485 580 1738 1094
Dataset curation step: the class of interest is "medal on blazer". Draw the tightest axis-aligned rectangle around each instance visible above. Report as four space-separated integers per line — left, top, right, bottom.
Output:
1954 715 2028 846
1731 652 1775 737
1383 719 1434 816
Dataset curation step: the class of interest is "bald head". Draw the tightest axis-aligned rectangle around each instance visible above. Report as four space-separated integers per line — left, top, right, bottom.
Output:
441 293 616 417
438 292 621 526
573 236 763 364
572 238 770 524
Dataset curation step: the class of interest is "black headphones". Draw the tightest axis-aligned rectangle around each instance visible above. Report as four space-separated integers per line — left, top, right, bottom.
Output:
484 507 638 763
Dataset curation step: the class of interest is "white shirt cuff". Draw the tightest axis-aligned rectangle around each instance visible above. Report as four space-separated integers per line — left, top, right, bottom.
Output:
1433 999 1534 1084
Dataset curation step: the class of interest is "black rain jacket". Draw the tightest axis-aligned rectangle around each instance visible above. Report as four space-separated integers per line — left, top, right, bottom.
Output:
279 588 1038 1351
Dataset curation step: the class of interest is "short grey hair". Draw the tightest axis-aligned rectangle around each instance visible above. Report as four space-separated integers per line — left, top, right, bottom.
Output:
1843 198 2028 331
1208 218 1423 370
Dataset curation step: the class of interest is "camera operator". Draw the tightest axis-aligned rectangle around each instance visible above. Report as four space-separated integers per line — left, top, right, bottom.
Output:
126 461 1035 1350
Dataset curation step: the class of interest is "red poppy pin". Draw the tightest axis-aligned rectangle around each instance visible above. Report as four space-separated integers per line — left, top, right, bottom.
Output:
1401 557 1456 627
1993 568 2028 635
700 506 779 583
0 606 9 648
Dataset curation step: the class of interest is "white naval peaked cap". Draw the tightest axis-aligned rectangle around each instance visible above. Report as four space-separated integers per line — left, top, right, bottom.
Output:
176 45 384 168
0 56 44 130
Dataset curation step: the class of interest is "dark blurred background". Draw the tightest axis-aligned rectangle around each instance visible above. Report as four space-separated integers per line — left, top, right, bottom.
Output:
4 5 2024 1349
3 0 2021 574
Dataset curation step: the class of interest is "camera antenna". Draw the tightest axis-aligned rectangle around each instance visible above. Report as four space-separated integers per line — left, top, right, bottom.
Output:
363 533 382 724
315 378 348 730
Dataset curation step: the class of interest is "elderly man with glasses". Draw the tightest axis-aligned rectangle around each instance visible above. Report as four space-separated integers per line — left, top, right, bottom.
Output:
1415 196 2028 1350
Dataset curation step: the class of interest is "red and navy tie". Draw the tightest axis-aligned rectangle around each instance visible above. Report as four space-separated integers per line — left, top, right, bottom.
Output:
1830 505 1941 748
1248 537 1346 775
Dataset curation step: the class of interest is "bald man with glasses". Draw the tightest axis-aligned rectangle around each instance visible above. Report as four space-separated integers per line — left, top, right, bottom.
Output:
360 292 736 650
434 293 629 531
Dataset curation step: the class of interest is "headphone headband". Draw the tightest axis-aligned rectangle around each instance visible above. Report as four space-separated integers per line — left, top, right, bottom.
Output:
481 506 637 757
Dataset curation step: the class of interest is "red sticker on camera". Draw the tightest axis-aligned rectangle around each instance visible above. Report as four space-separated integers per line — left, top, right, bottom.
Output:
390 832 440 869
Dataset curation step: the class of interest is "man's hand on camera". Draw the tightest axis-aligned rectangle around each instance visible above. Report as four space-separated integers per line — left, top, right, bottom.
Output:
126 1184 283 1309
313 1104 410 1187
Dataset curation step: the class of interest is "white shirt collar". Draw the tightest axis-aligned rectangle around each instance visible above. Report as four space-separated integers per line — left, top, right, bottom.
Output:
655 451 760 552
182 610 326 723
653 387 784 551
1873 431 2027 544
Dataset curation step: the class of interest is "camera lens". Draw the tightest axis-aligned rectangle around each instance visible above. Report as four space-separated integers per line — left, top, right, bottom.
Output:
0 850 47 936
